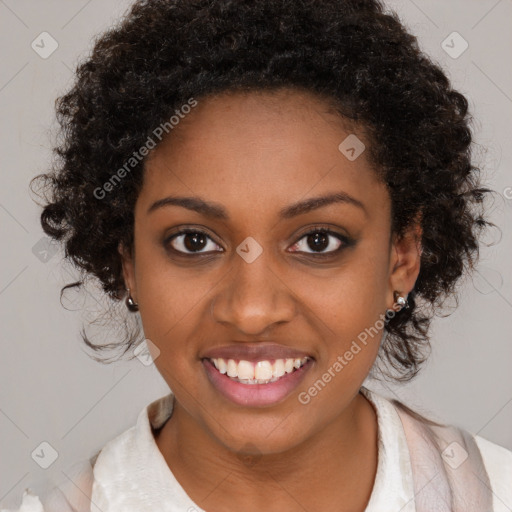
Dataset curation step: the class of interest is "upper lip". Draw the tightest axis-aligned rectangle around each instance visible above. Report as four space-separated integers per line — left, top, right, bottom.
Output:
202 342 313 362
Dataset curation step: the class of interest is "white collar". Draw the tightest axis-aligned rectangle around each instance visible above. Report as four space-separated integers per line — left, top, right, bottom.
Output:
91 387 416 511
360 387 416 512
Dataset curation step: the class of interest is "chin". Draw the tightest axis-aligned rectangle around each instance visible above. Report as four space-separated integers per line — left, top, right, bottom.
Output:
208 412 314 457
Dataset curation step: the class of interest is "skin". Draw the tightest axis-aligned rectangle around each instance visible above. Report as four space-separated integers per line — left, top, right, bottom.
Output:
120 88 421 512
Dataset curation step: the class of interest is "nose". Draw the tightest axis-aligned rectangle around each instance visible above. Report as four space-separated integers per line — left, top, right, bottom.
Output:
210 251 297 336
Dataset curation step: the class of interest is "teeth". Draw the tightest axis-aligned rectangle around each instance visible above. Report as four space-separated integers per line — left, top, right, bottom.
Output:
272 359 285 378
210 357 309 384
227 359 237 378
238 360 254 380
217 358 227 374
284 359 294 373
255 361 273 380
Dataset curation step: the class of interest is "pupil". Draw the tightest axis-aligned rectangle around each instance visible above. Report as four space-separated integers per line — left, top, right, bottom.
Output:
308 231 328 252
184 232 207 252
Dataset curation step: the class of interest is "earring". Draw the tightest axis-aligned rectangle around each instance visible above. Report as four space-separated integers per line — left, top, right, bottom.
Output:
393 290 409 310
125 288 139 312
385 291 410 319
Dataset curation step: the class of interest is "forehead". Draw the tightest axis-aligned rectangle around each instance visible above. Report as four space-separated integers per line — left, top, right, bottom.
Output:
139 89 389 222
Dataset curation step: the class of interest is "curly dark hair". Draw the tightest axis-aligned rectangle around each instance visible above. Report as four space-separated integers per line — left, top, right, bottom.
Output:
31 0 496 381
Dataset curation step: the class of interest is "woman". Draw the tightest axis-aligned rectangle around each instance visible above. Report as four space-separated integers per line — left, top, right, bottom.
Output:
4 0 511 510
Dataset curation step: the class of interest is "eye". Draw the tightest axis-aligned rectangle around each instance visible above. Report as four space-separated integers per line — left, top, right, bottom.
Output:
289 227 349 256
165 229 223 255
164 226 353 258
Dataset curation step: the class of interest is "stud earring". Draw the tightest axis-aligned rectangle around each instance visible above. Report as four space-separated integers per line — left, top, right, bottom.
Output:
393 290 409 309
125 288 139 312
385 290 410 320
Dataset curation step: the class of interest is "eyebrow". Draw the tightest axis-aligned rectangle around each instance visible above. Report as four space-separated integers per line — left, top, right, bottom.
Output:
147 191 367 219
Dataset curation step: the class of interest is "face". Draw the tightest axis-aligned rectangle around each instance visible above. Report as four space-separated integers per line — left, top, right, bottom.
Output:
121 88 421 454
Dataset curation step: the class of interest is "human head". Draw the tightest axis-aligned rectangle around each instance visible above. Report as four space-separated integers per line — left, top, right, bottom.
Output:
33 0 493 386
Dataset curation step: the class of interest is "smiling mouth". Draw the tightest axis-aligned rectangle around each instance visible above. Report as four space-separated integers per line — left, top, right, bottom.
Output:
206 357 311 384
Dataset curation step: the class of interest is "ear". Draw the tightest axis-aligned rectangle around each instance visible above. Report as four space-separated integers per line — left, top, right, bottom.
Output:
118 242 137 302
387 217 422 308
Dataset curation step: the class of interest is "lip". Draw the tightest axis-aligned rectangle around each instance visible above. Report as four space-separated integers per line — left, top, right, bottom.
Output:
202 357 313 407
201 342 313 362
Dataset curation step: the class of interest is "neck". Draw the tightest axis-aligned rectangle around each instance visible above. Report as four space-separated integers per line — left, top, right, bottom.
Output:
155 390 378 512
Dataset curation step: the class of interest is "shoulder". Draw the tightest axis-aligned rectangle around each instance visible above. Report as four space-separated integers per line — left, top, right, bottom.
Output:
392 395 512 510
0 456 101 512
363 387 512 510
474 434 512 511
1 396 168 512
0 490 44 512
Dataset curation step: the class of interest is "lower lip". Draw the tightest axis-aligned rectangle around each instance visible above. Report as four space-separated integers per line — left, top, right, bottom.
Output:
202 358 313 407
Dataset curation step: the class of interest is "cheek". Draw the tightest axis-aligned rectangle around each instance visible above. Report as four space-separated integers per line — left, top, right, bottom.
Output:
132 239 214 354
137 271 210 348
295 245 388 377
300 246 388 330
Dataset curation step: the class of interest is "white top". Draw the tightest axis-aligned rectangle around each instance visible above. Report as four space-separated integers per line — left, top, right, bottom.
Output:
3 387 512 511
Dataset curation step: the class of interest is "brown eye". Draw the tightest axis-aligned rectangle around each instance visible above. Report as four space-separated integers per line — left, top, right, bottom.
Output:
289 228 350 256
165 229 223 255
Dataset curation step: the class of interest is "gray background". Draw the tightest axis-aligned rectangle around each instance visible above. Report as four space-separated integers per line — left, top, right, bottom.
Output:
1 0 511 508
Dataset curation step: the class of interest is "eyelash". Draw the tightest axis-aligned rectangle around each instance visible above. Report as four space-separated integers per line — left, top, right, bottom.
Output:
163 226 354 259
